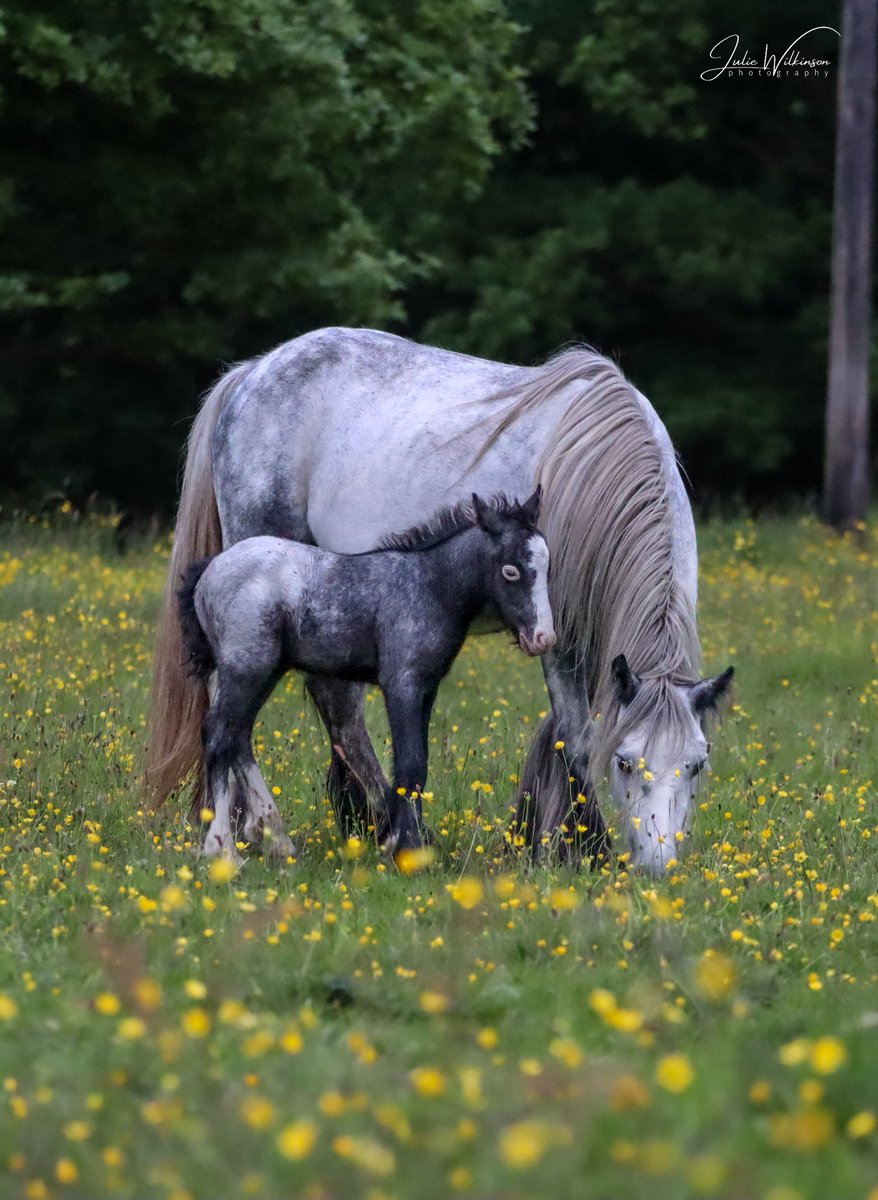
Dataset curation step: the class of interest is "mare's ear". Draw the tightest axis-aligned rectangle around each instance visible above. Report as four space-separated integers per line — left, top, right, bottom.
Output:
472 493 503 536
518 485 542 530
690 666 734 715
611 653 639 706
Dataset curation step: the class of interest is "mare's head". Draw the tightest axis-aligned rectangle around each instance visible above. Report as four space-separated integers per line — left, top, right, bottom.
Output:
471 488 556 657
602 655 734 874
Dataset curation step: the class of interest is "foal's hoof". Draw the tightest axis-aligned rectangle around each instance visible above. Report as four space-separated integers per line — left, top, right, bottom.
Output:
379 815 430 859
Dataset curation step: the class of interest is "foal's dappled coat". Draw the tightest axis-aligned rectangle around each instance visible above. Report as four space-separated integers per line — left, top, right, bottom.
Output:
178 490 554 863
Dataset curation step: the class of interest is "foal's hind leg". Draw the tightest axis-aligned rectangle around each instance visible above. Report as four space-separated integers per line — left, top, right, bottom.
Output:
202 666 284 865
306 677 391 839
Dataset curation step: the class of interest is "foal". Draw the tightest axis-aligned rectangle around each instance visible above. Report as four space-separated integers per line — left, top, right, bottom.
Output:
178 489 554 864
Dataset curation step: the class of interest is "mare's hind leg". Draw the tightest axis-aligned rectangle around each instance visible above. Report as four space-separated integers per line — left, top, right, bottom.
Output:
238 757 296 861
306 677 391 840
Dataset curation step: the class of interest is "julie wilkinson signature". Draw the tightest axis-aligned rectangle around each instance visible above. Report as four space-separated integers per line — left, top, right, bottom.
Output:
701 27 839 81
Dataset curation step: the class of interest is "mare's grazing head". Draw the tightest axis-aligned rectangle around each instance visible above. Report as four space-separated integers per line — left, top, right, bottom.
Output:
601 655 734 874
470 488 555 657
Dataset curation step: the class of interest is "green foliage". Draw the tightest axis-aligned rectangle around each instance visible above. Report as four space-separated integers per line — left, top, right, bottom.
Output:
0 0 863 506
420 0 844 496
0 0 529 504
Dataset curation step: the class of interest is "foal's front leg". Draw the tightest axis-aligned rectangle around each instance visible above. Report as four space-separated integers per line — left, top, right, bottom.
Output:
381 675 434 853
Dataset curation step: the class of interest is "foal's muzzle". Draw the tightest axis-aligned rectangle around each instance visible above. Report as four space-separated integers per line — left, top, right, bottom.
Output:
518 629 556 656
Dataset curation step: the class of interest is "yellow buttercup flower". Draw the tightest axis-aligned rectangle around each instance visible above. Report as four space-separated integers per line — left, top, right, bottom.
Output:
449 877 483 910
809 1036 847 1075
655 1054 695 1094
410 1066 446 1097
498 1120 550 1169
276 1119 317 1160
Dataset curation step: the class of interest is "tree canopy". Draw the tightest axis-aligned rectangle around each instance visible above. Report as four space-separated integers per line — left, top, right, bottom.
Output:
0 0 858 509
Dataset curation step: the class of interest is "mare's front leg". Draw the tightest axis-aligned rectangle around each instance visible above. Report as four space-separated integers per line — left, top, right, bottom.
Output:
514 648 608 865
381 674 434 853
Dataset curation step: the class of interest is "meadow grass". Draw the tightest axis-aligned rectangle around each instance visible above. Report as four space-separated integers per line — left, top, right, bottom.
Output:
0 511 876 1200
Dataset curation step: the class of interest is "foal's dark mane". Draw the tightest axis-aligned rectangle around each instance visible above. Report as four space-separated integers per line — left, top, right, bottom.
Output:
379 493 523 553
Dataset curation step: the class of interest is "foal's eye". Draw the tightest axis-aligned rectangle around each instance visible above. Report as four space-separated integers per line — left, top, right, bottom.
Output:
616 756 634 775
501 564 521 582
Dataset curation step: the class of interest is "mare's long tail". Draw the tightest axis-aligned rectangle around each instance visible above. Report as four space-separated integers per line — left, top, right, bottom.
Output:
146 360 255 807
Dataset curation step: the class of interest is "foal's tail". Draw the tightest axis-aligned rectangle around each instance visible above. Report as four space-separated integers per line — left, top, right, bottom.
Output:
146 360 255 807
177 560 216 685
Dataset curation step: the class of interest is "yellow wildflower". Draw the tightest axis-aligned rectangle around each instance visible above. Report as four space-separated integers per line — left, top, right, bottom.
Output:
655 1054 694 1094
449 877 483 910
181 1008 210 1038
846 1111 876 1139
240 1095 275 1130
809 1036 846 1075
117 1017 146 1041
276 1119 317 1160
498 1120 550 1169
410 1066 446 1097
54 1159 78 1184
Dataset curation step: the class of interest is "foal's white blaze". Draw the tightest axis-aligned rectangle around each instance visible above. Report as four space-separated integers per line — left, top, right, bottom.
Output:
525 534 555 653
610 686 709 875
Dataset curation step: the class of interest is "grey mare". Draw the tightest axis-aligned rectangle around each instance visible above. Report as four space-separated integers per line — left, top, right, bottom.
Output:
149 328 732 874
177 492 553 863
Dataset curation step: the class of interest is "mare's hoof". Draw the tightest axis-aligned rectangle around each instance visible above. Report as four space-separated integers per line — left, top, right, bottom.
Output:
261 830 297 862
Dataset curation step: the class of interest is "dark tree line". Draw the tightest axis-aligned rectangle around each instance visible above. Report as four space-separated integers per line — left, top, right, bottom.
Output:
0 0 866 512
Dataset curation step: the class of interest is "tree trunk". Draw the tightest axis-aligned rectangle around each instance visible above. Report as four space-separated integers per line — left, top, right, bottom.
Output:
823 0 877 528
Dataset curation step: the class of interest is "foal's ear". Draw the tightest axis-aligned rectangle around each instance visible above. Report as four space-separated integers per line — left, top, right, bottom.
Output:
472 493 503 536
518 485 542 530
611 653 639 706
690 666 734 715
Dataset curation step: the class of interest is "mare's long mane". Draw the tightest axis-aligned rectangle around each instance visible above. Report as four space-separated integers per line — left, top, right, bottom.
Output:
478 347 702 778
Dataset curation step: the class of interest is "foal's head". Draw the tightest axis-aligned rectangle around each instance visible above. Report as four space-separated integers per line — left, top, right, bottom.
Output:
471 488 556 657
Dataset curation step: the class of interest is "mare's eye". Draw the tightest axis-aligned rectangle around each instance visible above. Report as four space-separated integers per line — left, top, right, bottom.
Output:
501 564 521 582
689 758 707 777
616 756 634 775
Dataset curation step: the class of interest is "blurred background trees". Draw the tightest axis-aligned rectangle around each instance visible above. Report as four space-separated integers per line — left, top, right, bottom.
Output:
0 0 866 511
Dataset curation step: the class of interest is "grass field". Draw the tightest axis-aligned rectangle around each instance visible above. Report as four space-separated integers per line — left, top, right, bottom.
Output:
0 512 876 1200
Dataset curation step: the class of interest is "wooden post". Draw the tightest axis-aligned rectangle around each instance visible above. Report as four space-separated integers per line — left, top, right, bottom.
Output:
823 0 877 528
